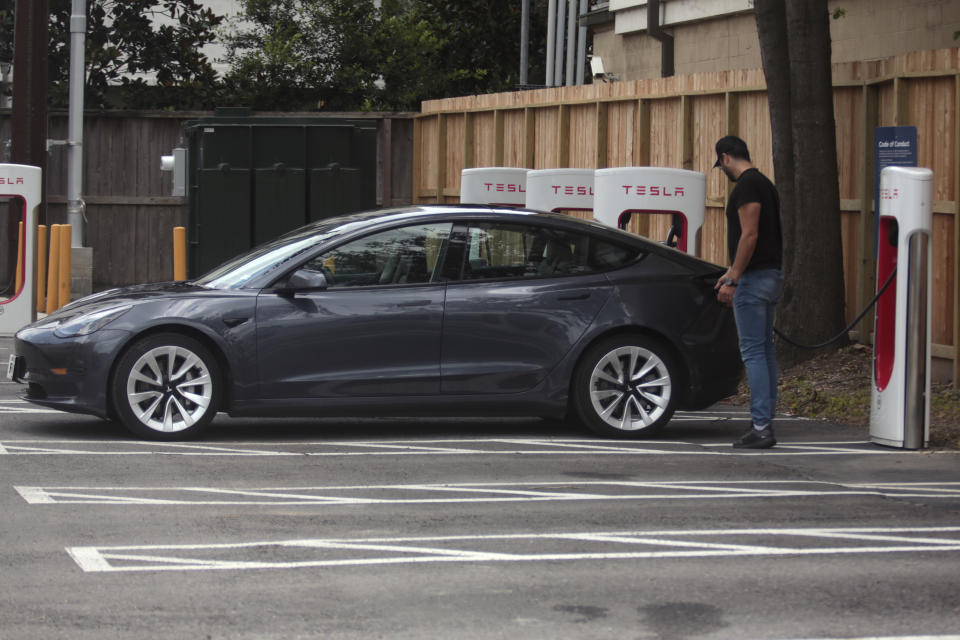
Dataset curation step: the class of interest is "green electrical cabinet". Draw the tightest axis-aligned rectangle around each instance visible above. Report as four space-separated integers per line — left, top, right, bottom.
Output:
183 114 378 276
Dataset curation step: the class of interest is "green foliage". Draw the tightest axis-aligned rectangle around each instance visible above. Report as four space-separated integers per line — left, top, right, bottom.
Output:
1 0 223 109
408 0 550 100
0 4 12 64
56 0 224 109
778 378 871 423
221 0 550 112
2 0 551 111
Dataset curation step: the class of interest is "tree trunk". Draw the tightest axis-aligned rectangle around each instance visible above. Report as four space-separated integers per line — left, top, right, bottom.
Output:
754 0 847 366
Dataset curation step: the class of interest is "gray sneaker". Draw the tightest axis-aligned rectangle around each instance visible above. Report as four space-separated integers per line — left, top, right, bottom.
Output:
732 427 776 449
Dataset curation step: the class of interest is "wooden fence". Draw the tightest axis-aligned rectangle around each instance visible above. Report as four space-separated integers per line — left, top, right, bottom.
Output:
412 47 960 384
0 110 414 292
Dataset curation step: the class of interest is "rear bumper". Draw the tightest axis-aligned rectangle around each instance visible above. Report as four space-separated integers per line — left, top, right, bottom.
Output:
678 307 743 409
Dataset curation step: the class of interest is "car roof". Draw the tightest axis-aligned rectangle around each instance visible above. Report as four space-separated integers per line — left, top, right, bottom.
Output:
291 204 647 246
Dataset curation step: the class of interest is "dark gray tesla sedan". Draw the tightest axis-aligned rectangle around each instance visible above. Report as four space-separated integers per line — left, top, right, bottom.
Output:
9 205 741 440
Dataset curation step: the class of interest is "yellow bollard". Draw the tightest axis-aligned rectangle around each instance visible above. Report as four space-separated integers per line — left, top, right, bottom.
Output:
45 225 60 314
15 221 23 294
36 224 47 313
58 224 72 310
173 226 187 281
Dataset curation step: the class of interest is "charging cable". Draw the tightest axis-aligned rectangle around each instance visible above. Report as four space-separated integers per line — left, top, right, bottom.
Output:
774 267 897 350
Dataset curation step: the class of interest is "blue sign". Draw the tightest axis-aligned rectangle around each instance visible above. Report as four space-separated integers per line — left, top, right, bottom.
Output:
874 126 917 256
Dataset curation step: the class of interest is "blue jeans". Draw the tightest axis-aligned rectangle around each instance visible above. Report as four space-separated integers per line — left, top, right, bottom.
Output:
733 268 784 428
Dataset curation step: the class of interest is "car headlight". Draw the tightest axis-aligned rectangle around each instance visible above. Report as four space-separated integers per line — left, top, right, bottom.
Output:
53 305 133 338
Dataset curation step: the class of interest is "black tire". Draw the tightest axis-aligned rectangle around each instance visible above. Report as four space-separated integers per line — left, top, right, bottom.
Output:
111 333 221 440
572 334 680 438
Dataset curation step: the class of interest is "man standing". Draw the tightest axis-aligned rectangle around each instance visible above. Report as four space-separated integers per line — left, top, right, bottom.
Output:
713 135 784 449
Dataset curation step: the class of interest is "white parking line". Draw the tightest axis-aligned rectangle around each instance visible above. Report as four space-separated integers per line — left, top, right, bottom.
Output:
791 637 960 640
0 438 902 457
17 481 960 506
65 525 960 573
0 400 62 414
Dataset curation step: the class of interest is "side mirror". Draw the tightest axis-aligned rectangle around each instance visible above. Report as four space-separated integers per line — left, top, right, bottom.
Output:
274 268 328 296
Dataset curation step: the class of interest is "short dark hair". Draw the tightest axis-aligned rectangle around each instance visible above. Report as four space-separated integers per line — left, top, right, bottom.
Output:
713 135 751 167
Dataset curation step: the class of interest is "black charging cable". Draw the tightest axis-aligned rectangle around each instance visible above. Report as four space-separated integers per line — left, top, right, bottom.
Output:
773 267 898 350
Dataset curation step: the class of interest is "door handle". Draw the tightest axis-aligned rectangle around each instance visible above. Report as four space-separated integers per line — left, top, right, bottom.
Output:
396 299 432 307
557 293 590 301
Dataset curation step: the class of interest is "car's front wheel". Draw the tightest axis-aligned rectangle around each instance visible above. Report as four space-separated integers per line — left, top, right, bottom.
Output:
572 335 679 437
111 333 221 439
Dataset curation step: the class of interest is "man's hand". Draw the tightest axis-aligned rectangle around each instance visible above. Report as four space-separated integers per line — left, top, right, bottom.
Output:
715 270 737 307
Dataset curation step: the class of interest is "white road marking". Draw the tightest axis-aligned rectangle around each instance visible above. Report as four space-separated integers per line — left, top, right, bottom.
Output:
791 637 960 640
65 526 960 573
17 481 960 506
0 438 905 457
0 400 62 414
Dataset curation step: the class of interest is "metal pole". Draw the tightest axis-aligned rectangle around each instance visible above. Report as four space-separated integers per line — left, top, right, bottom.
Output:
67 0 87 248
565 0 577 86
554 0 566 88
520 0 530 86
576 0 588 85
546 0 557 86
904 231 930 449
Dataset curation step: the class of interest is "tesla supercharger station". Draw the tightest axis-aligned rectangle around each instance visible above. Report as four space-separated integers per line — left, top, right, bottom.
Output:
0 164 40 336
870 166 933 449
593 167 706 257
460 167 528 206
525 169 595 216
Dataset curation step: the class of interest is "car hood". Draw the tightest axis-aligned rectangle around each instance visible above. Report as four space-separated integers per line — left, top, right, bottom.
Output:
46 281 211 319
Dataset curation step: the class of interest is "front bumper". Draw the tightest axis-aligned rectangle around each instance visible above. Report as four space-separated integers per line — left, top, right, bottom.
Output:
13 327 131 419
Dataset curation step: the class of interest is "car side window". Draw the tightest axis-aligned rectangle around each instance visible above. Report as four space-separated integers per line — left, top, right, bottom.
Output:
586 237 642 271
457 223 642 281
303 222 452 289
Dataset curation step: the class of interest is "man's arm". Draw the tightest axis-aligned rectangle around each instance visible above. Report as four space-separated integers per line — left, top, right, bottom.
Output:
715 201 761 304
728 201 761 281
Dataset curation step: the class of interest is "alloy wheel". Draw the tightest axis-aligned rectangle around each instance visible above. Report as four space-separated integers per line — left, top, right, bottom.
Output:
125 344 213 433
588 345 672 432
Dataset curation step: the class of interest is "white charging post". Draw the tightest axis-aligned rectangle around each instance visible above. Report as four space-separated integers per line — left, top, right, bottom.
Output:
459 167 528 206
870 166 933 449
593 167 706 257
525 169 595 217
0 164 41 336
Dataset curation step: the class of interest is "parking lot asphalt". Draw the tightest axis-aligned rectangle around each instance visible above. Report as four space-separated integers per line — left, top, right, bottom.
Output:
1 334 959 640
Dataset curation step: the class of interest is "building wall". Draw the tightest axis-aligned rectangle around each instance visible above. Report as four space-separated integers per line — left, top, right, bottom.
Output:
592 0 960 80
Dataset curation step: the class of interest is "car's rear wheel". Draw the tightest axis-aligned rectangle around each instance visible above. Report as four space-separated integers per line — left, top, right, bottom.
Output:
572 335 679 437
111 333 220 440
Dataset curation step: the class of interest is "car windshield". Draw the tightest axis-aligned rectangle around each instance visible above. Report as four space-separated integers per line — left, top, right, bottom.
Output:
191 209 423 289
193 234 321 289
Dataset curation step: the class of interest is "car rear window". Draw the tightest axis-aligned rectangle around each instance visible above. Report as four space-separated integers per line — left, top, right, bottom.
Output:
457 222 643 281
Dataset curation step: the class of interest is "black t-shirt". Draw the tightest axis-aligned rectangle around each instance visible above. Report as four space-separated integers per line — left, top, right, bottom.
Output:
726 168 782 271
